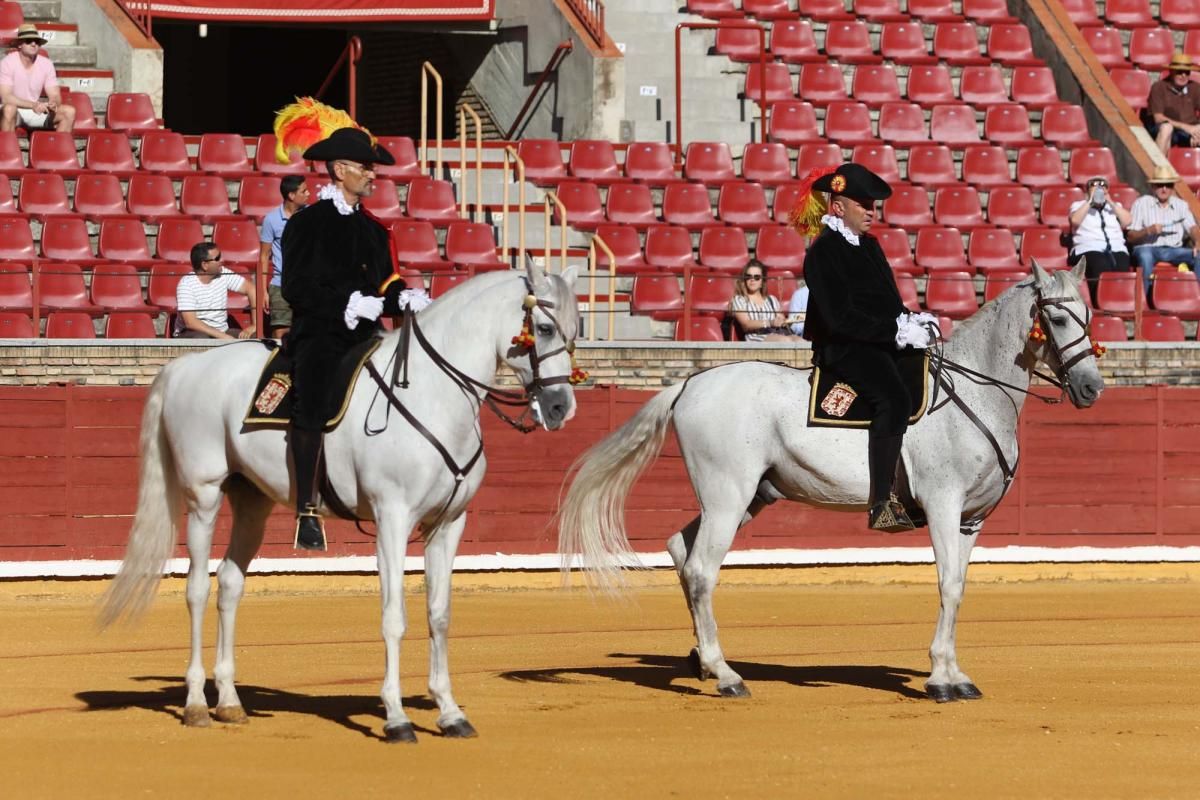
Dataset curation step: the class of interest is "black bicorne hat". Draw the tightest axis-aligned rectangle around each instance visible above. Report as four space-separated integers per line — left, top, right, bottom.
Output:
302 127 395 166
812 163 893 204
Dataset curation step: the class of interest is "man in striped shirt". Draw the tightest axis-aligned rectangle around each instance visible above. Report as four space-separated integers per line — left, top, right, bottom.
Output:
1128 166 1200 296
174 242 257 339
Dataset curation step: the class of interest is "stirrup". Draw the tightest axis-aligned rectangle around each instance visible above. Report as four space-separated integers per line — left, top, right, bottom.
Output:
293 505 327 551
868 494 917 533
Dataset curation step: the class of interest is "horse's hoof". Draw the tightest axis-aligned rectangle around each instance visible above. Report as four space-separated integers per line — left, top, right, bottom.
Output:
182 705 211 727
953 683 983 700
718 681 751 698
213 705 249 724
926 684 956 703
384 723 418 744
687 648 710 681
440 719 478 739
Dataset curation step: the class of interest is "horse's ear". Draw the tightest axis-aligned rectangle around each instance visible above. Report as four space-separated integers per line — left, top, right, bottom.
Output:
1069 255 1087 285
560 264 580 292
524 253 550 292
1030 259 1051 286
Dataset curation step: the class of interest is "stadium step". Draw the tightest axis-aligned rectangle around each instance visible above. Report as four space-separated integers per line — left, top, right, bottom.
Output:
16 0 61 22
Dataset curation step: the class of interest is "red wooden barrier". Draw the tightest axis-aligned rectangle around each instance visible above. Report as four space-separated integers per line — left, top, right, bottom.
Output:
0 385 1197 563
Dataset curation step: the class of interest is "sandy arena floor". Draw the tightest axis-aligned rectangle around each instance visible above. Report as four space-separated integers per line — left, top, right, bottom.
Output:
2 563 1198 799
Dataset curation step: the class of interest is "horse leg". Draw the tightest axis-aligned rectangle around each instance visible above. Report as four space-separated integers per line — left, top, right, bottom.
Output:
422 512 476 739
212 477 272 725
925 504 984 703
376 507 418 743
182 483 223 727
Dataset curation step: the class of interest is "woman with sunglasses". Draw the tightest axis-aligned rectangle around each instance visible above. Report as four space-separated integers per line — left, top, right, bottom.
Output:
728 263 802 342
1068 175 1132 304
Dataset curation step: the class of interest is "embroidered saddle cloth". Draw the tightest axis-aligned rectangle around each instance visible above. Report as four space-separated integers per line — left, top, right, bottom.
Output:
807 349 930 429
242 337 383 430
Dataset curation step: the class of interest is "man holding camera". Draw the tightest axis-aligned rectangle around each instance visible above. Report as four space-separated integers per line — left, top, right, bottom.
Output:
1069 175 1132 303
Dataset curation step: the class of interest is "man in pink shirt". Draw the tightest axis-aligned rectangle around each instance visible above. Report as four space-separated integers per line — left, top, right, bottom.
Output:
0 24 75 133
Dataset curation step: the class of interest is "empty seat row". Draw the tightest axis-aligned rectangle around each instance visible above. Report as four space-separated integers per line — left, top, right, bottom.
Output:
0 215 259 264
1081 25 1200 72
690 0 1015 24
0 261 244 314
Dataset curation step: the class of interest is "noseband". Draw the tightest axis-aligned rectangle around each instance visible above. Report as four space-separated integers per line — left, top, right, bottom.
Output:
509 278 588 394
1030 280 1097 383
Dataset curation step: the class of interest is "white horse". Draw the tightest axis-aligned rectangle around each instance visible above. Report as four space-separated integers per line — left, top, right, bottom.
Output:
101 261 582 742
559 260 1104 701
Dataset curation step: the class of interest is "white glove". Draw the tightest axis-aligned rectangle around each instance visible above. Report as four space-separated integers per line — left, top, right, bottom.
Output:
397 288 432 312
343 291 385 330
895 312 937 350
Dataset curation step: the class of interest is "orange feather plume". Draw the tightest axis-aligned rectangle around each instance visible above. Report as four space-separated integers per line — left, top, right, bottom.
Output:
272 97 372 165
788 164 840 238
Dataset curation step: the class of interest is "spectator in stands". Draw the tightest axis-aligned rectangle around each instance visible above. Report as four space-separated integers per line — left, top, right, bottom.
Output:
175 242 257 340
786 277 809 337
1128 165 1200 296
729 262 801 342
0 24 75 133
259 175 311 338
1069 176 1132 303
1145 53 1200 156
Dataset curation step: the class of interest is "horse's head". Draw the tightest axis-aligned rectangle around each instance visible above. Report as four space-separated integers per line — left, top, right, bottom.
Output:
502 256 583 431
1027 259 1105 408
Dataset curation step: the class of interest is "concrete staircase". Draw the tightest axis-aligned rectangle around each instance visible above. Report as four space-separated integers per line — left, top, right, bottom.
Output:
19 0 114 121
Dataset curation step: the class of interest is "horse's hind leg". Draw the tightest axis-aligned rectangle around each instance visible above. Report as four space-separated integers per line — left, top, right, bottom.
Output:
925 500 983 703
183 482 224 727
422 512 477 738
212 476 272 724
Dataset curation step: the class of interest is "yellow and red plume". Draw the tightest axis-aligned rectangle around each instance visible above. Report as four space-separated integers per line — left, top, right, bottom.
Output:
787 165 839 238
273 97 372 165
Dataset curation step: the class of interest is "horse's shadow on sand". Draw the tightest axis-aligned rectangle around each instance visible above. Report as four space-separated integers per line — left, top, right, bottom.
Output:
501 653 928 699
75 677 438 740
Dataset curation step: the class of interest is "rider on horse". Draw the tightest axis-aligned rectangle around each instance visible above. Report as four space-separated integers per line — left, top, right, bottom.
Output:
796 163 937 533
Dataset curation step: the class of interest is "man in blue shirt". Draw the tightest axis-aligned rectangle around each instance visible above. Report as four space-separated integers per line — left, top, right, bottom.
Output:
258 174 310 338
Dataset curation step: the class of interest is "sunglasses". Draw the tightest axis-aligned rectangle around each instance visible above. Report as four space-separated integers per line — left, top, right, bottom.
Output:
744 274 764 280
1088 180 1109 187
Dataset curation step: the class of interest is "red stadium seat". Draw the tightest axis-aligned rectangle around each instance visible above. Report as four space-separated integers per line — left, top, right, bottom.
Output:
984 103 1036 147
630 272 684 319
909 0 960 21
1009 66 1060 110
767 269 797 305
683 141 737 185
767 101 821 145
391 219 453 270
906 145 957 187
924 271 979 318
148 263 191 309
1068 147 1118 186
0 130 27 175
852 144 901 186
986 185 1038 230
105 92 158 131
84 131 137 175
796 0 852 19
516 139 568 186
982 268 1028 301
0 174 12 215
90 264 155 311
1015 146 1068 189
28 131 81 174
686 0 742 19
715 21 765 63
986 23 1040 65
933 188 985 230
1060 0 1101 25
444 222 505 271
374 136 422 182
879 22 936 64
1109 185 1138 211
555 180 605 229
796 63 847 106
1128 28 1174 71
428 270 471 299
851 64 901 107
663 183 719 229
742 0 793 19
594 224 650 274
0 311 34 337
933 23 987 66
961 145 1012 187
237 175 284 221
1169 147 1200 190
970 229 1022 272
1079 27 1126 70
1039 187 1085 227
959 66 1008 107
179 175 234 222
569 139 622 183
18 173 70 218
697 227 750 272
795 143 844 176
405 178 460 224
1139 312 1186 340
824 101 876 145
915 226 969 272
606 182 659 228
824 20 880 64
963 0 1015 22
624 142 682 185
360 177 404 222
73 173 125 221
197 133 253 176
38 263 100 313
856 0 906 22
878 102 929 143
744 62 795 105
0 3 24 44
155 217 204 261
644 225 698 272
1161 0 1200 27
1019 226 1069 270
212 219 259 265
770 20 822 64
254 133 306 175
1151 271 1200 320
1089 313 1128 341
39 216 92 261
105 312 158 338
0 262 31 310
894 272 919 308
1104 0 1156 26
0 216 34 261
97 217 154 264
1094 271 1140 316
685 271 738 316
717 182 771 227
1040 104 1093 148
45 312 96 338
674 316 725 342
875 227 918 274
126 173 180 222
741 142 792 184
138 130 193 175
755 225 806 273
930 104 982 147
883 184 934 228
1110 69 1152 113
771 182 804 222
905 64 955 105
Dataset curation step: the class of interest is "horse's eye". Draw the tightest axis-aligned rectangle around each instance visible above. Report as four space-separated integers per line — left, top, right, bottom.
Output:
1050 315 1066 327
536 323 555 337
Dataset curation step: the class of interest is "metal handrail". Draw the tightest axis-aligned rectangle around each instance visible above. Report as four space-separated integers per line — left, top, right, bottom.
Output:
505 41 573 141
588 234 616 341
420 62 444 177
501 146 527 263
113 1 153 38
316 36 363 120
459 104 483 222
562 0 606 48
543 190 569 274
675 22 767 165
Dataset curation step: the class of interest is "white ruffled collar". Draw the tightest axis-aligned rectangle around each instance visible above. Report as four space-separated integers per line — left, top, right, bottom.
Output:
822 214 860 246
318 182 357 215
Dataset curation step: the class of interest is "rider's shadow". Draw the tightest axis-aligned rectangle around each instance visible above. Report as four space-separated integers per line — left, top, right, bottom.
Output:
74 676 441 740
500 653 928 700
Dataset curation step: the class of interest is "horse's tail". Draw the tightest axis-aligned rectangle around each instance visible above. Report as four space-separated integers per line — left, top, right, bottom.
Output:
558 381 686 591
98 369 181 627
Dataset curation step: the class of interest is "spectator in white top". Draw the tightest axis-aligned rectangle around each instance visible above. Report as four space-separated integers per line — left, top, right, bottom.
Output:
786 278 809 337
1068 175 1132 304
175 242 257 339
1128 165 1200 296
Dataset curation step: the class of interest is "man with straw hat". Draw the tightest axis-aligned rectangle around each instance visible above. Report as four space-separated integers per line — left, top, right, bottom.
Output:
1145 52 1200 155
0 23 75 132
1129 164 1200 296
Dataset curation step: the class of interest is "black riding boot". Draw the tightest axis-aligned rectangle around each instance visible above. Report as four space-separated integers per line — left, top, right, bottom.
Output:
867 433 916 533
291 427 327 550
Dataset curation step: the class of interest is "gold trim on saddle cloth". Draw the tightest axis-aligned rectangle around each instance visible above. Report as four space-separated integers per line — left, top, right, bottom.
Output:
241 339 383 430
807 352 931 429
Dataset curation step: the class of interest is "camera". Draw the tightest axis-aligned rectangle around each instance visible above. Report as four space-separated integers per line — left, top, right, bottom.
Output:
1090 186 1106 206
